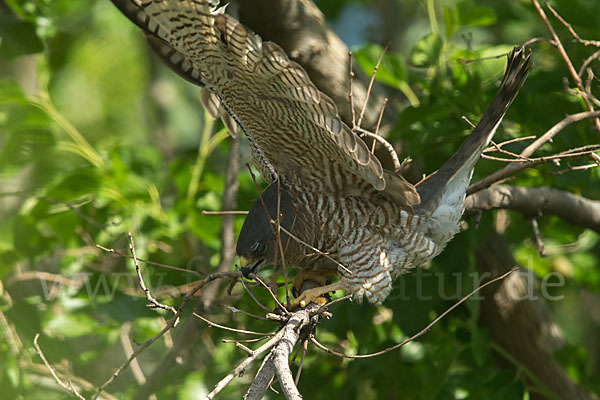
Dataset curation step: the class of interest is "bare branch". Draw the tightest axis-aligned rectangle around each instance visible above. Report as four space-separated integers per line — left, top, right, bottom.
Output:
579 49 600 79
531 0 600 130
222 304 271 321
119 322 147 386
348 51 356 129
202 210 248 215
476 232 595 400
529 218 547 257
34 334 86 400
357 42 390 129
128 232 178 316
206 329 286 399
193 312 275 337
96 244 203 275
94 270 241 399
483 136 536 152
355 127 401 172
468 110 600 194
465 185 600 234
311 268 517 359
546 2 600 47
294 340 308 386
372 98 389 153
244 353 276 400
461 115 476 129
235 266 273 312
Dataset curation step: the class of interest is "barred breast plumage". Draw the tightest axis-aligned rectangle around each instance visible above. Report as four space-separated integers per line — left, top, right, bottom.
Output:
111 0 531 305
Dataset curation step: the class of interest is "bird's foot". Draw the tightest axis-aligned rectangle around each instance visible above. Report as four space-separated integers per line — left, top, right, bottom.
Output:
290 281 343 310
291 268 338 295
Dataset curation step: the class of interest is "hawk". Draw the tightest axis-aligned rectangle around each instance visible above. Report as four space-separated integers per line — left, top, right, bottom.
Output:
111 0 531 306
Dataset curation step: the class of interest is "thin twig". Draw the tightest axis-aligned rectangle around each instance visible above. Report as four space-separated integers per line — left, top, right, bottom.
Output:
529 218 546 257
555 162 600 174
357 42 390 129
193 312 274 337
546 2 600 48
120 322 146 385
311 268 518 359
128 232 177 316
254 275 289 314
93 270 241 399
371 98 389 153
222 337 270 344
294 339 308 386
206 329 286 399
202 210 248 215
348 51 357 129
578 49 600 79
522 37 557 48
277 224 352 275
234 265 272 312
275 178 291 308
532 0 600 130
221 304 271 321
487 140 533 161
483 136 536 152
356 127 401 172
96 244 202 275
34 334 86 400
462 115 476 129
457 52 508 64
468 110 600 194
235 342 255 356
318 294 352 313
483 141 600 163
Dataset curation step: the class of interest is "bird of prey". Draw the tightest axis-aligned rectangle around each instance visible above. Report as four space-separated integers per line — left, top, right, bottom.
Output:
111 0 531 306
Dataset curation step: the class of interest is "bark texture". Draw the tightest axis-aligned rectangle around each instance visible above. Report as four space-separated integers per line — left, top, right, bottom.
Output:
476 232 597 400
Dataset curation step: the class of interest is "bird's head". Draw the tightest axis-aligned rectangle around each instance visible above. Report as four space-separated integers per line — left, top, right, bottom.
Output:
236 182 300 275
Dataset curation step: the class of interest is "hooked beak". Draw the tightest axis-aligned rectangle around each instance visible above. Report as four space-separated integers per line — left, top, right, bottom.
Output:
239 257 263 278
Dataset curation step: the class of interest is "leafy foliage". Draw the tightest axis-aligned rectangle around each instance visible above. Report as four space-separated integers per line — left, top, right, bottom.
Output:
0 0 599 399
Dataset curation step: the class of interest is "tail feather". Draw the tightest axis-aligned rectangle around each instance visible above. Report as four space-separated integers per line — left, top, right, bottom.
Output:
416 47 532 213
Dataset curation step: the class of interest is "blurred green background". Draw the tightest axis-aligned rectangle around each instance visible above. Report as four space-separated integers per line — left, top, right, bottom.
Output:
1 0 599 399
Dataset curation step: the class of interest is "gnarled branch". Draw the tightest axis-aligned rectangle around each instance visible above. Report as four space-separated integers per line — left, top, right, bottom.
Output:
465 185 600 234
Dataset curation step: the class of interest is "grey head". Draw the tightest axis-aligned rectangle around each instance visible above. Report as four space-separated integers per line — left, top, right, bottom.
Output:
237 182 301 274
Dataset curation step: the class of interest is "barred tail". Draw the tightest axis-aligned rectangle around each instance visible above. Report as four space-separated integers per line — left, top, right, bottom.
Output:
417 47 531 212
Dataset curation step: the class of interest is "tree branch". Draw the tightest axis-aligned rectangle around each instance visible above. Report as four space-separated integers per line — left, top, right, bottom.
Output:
468 111 600 195
465 185 600 234
134 135 241 399
243 353 276 400
531 0 600 131
476 232 597 400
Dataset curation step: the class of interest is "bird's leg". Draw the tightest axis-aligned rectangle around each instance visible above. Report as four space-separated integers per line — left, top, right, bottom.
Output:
290 268 342 309
291 282 345 309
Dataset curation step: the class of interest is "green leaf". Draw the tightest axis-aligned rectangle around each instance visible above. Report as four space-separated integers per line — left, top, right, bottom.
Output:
353 44 408 88
0 13 44 58
471 325 491 366
443 4 459 38
45 312 98 337
409 33 443 68
457 3 497 28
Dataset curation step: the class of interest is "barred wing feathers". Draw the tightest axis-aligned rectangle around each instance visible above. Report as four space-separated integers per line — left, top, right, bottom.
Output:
111 0 421 203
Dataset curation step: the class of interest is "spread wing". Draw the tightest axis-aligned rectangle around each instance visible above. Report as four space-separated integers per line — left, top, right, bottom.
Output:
111 0 419 203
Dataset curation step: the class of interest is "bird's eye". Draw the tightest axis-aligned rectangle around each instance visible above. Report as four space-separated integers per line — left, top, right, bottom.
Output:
251 241 266 255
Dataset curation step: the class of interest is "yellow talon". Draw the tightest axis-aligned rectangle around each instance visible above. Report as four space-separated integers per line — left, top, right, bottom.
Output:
290 281 344 310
